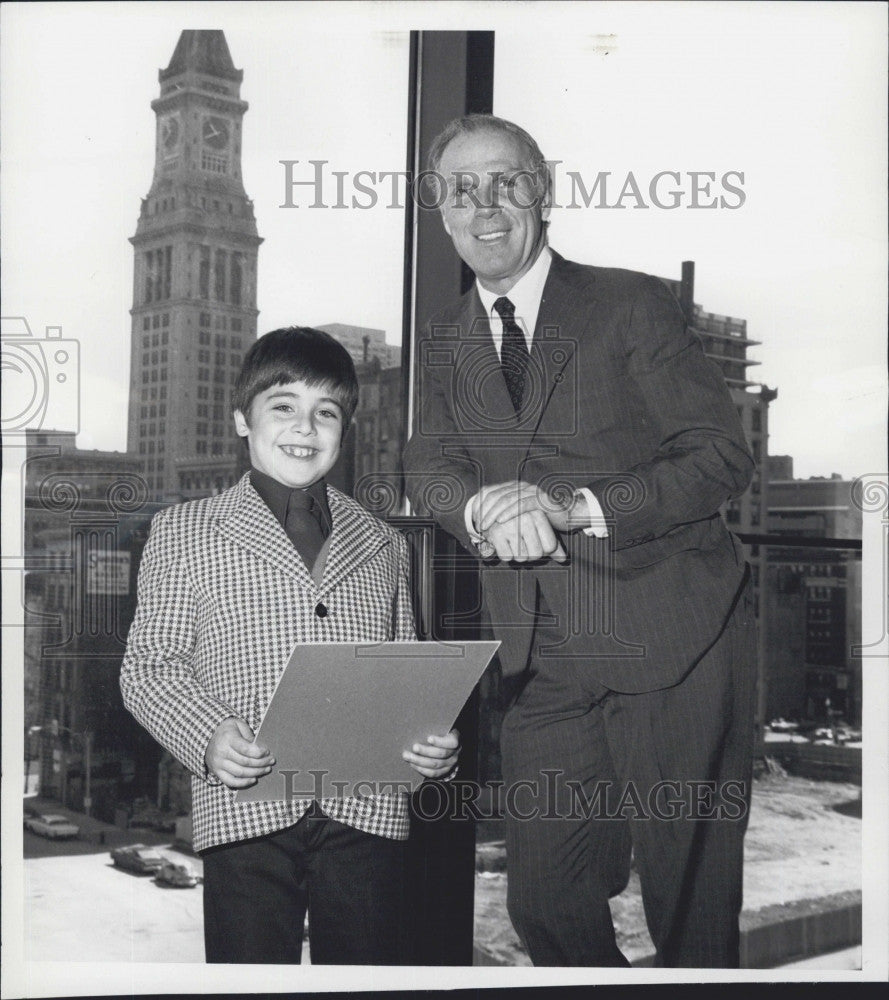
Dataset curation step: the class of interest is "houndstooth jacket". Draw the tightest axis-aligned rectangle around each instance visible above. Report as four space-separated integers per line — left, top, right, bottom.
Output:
120 473 416 853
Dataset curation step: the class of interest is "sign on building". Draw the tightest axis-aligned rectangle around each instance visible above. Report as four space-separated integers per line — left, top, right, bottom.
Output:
87 551 130 595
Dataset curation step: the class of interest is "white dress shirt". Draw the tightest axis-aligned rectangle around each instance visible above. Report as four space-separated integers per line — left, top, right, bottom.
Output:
476 245 553 357
464 245 609 543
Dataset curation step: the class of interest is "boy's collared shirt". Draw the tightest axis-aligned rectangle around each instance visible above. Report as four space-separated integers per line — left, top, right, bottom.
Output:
249 467 332 538
249 467 331 573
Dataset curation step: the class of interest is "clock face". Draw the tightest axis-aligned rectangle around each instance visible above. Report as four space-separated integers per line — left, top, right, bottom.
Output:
161 114 180 152
202 116 230 150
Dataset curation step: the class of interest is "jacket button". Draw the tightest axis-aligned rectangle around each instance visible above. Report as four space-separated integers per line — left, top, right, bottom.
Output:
315 602 328 618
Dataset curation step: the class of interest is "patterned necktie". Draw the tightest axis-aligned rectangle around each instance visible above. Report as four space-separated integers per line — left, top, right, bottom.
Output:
494 296 530 412
284 488 328 569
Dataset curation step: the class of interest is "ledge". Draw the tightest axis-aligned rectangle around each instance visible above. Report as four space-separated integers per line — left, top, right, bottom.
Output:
473 891 862 969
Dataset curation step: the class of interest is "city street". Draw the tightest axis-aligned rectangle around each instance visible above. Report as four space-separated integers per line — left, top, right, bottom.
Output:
22 821 313 964
23 827 205 963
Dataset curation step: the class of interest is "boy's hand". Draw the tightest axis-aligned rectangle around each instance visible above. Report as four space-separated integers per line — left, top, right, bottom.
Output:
205 716 275 789
402 728 460 780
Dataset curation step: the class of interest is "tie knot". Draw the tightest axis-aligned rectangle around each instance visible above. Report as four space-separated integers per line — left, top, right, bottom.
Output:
493 296 516 322
287 489 314 513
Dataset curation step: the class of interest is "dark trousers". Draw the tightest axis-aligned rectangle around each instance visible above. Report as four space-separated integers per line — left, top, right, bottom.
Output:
500 580 757 967
201 804 406 964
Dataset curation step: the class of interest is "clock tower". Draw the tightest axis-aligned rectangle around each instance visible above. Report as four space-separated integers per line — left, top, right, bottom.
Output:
128 30 262 499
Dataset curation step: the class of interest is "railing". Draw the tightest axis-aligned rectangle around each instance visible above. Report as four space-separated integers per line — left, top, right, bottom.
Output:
737 532 862 552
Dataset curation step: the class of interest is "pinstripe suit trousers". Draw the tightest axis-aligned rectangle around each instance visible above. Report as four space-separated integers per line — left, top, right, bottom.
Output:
500 578 757 967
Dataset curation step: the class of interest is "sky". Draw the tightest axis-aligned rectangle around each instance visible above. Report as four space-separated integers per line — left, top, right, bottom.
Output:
2 1 886 484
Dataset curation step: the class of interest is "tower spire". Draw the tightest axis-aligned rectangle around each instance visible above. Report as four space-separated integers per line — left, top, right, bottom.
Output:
160 30 243 83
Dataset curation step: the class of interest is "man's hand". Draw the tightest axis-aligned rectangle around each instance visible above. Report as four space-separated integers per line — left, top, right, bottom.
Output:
402 728 460 780
205 716 275 789
483 514 567 562
473 481 569 562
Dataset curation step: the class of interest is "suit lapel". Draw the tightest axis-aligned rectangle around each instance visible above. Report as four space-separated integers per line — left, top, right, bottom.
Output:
456 287 518 427
214 477 391 595
521 252 596 453
319 488 389 593
213 475 315 587
439 264 597 480
448 288 545 483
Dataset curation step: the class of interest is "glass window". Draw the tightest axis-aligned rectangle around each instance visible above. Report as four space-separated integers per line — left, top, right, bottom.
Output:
199 247 211 299
144 250 154 303
479 29 866 968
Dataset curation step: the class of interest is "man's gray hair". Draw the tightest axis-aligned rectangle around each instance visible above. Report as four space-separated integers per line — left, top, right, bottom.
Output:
426 114 552 201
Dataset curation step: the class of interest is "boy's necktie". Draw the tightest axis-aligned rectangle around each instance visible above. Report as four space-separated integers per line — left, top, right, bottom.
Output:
284 489 328 569
493 295 530 412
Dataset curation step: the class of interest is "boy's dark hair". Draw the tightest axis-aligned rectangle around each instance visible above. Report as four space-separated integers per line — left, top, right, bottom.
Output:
233 327 359 427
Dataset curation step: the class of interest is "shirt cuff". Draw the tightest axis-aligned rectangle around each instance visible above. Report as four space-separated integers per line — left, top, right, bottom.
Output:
465 494 484 543
576 487 609 537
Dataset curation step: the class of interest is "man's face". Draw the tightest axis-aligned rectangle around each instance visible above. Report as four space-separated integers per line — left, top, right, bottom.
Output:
233 379 344 489
437 127 550 294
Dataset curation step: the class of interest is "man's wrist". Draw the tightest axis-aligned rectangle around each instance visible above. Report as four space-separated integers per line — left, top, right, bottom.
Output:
465 494 483 542
465 491 496 557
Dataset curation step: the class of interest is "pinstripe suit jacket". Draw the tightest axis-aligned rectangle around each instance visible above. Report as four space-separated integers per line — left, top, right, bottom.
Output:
120 473 416 852
403 251 754 693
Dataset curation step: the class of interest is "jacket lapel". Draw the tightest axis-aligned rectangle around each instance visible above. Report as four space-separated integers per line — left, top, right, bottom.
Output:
449 287 542 483
438 263 597 481
213 477 392 594
457 286 519 428
318 488 389 594
213 474 315 587
520 252 596 456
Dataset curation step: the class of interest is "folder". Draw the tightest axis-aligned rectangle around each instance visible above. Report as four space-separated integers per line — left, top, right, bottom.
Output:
236 640 500 802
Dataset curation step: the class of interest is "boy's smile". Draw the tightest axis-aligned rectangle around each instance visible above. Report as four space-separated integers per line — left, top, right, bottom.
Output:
233 379 345 489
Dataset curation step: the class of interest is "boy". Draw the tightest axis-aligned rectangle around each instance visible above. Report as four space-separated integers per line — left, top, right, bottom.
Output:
121 327 458 965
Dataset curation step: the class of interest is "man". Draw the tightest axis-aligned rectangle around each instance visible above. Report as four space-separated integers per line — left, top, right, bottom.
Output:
402 115 757 968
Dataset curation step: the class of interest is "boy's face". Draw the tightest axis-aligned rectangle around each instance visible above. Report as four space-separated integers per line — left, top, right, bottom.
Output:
233 379 345 489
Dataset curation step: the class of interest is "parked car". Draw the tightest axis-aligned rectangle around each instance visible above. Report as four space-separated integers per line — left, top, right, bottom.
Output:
25 813 80 840
836 725 862 744
128 800 178 833
23 803 39 825
768 718 800 733
154 860 199 888
812 724 862 745
110 843 165 875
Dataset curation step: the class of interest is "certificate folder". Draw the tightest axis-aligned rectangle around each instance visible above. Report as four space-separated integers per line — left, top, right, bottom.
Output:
236 640 500 802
